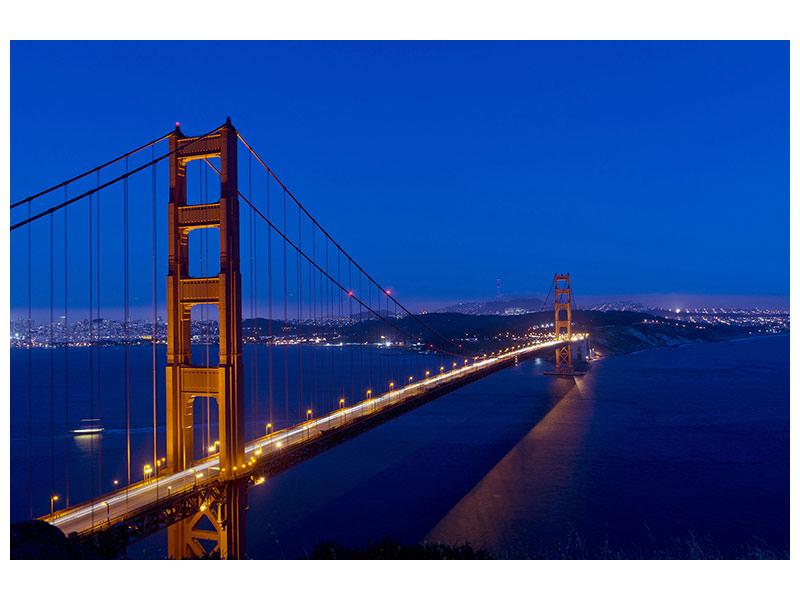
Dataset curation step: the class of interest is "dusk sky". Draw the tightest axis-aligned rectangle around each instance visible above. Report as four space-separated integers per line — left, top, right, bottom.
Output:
10 41 789 315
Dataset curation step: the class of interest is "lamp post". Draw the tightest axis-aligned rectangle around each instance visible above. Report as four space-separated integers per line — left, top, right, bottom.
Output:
266 423 272 438
339 398 345 426
50 495 59 518
113 479 119 491
306 410 312 440
101 501 109 522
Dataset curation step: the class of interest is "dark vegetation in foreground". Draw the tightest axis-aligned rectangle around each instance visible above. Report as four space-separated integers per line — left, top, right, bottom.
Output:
12 523 787 560
10 520 126 559
305 536 492 559
305 533 789 560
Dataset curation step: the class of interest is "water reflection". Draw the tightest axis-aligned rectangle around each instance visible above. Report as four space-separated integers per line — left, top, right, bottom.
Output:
426 372 596 557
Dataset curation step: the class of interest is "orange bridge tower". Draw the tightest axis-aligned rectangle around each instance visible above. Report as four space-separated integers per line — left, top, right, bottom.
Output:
554 273 573 371
165 118 247 559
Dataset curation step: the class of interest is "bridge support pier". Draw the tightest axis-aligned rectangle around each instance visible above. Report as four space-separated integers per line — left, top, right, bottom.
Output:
167 480 247 559
165 119 246 559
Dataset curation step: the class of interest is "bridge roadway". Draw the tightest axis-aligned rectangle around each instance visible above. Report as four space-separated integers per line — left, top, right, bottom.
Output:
45 337 577 538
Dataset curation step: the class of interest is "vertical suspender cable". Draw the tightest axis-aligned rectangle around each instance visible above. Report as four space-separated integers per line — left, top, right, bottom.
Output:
359 271 363 406
297 207 302 421
152 145 158 469
64 191 70 508
267 174 273 432
249 152 256 439
311 228 316 416
283 189 288 431
340 249 343 410
124 157 130 513
50 213 55 508
96 172 102 495
27 202 32 519
349 262 354 411
88 192 95 527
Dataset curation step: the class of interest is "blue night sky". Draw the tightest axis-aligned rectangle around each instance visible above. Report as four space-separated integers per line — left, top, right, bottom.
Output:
10 41 789 315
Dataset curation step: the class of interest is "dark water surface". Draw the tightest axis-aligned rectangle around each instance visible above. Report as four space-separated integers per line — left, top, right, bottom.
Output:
133 335 789 558
12 336 789 558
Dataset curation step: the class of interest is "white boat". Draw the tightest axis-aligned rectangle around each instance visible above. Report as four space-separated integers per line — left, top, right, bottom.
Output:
70 418 104 435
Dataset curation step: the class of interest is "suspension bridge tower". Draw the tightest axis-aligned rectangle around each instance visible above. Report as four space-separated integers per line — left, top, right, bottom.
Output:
546 272 589 376
554 273 573 371
165 118 247 559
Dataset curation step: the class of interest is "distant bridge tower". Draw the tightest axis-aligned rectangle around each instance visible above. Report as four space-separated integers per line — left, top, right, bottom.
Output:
165 118 246 559
554 273 573 371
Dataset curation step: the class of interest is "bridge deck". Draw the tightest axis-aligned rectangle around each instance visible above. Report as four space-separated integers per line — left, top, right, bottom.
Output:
45 338 576 538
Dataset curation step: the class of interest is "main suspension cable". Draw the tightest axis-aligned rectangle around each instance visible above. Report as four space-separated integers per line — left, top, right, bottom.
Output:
202 158 469 360
236 133 461 351
11 125 224 231
11 131 171 210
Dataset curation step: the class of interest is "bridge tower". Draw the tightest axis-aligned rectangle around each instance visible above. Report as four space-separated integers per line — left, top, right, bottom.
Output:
165 118 247 559
554 273 573 371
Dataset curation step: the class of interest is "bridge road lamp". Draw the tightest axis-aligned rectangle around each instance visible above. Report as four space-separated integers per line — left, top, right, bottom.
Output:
101 501 109 523
339 399 346 426
306 409 312 440
266 423 273 438
50 495 59 518
113 479 119 491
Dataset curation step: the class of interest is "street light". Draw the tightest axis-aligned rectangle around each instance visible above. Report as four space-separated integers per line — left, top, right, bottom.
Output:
389 382 394 391
266 423 272 437
50 495 59 517
113 480 119 490
101 501 109 522
306 410 312 440
144 464 152 483
366 389 372 400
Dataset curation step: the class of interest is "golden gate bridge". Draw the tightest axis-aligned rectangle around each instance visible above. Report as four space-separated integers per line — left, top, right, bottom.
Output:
10 118 588 558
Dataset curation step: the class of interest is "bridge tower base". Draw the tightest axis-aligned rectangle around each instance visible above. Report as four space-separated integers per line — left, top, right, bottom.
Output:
167 480 247 559
165 119 247 559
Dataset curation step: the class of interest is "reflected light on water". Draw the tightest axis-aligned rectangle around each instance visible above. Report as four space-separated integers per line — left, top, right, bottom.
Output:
426 371 596 557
